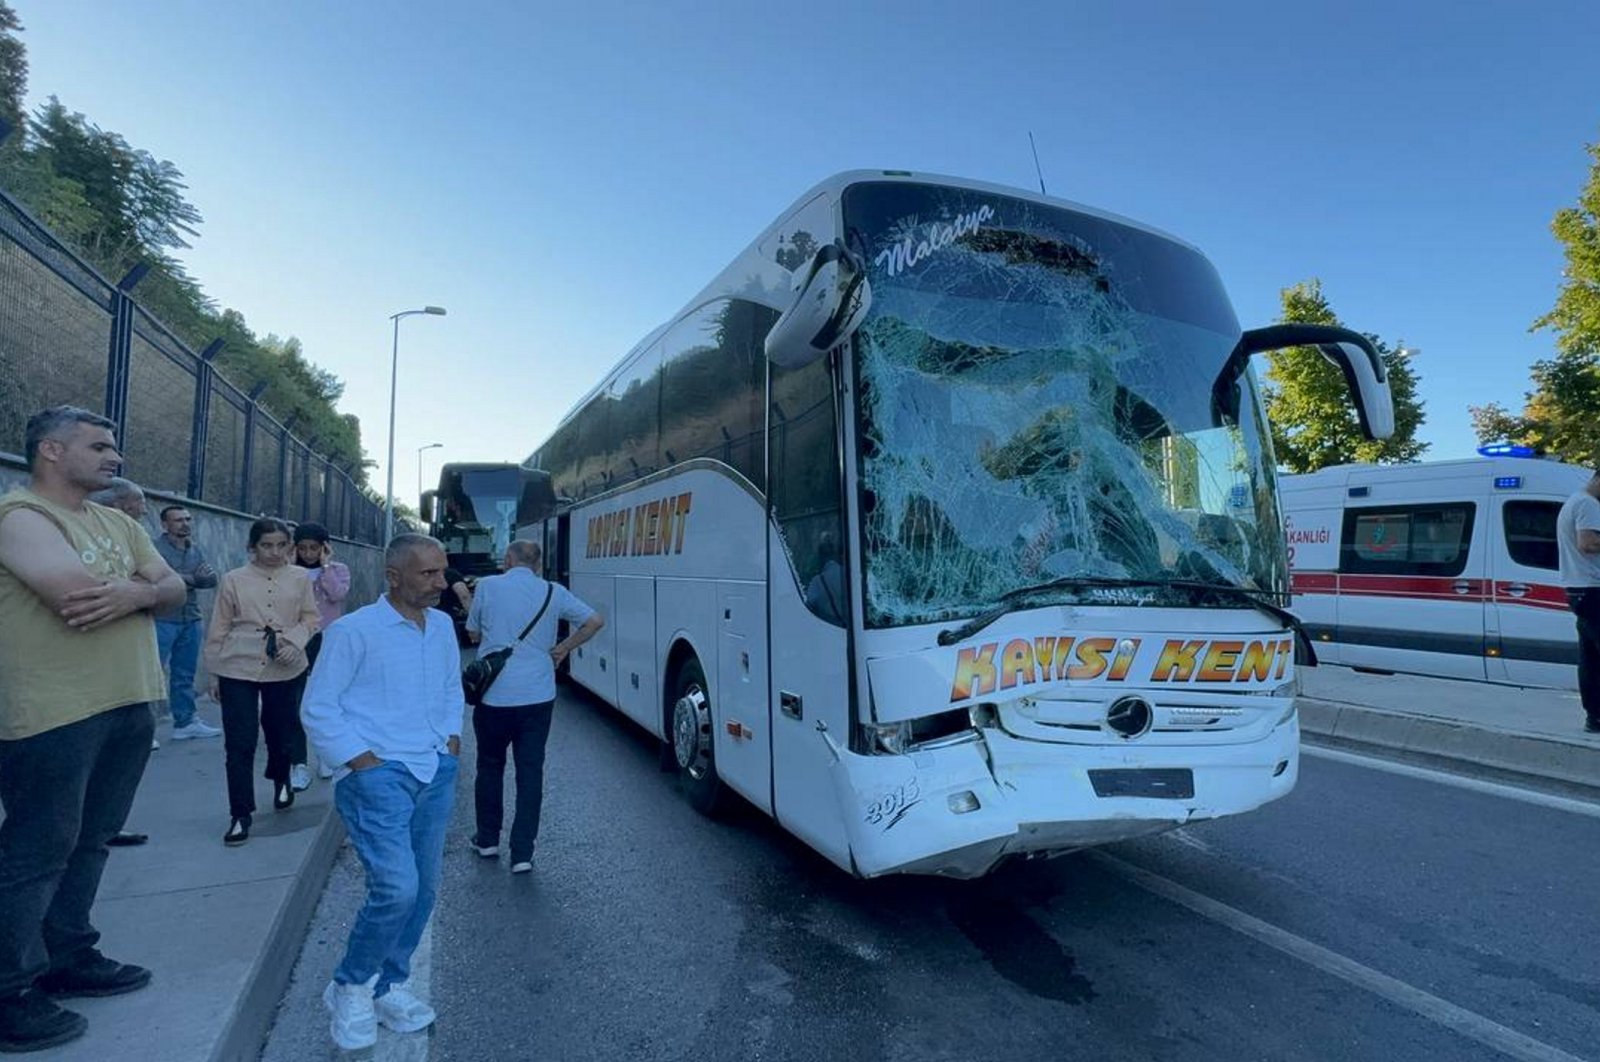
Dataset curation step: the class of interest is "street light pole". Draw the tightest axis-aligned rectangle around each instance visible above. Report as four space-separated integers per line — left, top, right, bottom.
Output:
384 306 447 543
417 442 443 508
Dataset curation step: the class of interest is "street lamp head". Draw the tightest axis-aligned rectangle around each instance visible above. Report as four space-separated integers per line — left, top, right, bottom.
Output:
424 306 447 316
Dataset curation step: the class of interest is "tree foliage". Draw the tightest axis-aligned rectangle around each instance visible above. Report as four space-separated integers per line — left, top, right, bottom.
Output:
1470 136 1600 467
0 3 366 481
1260 279 1427 473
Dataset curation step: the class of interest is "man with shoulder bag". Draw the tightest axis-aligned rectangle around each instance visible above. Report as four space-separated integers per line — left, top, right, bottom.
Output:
465 540 602 873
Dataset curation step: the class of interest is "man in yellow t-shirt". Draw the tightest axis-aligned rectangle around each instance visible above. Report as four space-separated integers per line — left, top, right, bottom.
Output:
0 406 184 1053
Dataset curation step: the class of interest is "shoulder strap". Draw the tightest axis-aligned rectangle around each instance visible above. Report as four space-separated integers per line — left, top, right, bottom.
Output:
508 583 556 650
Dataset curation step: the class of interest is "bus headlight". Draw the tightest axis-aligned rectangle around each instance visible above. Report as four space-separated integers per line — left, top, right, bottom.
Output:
1276 699 1298 727
867 721 911 755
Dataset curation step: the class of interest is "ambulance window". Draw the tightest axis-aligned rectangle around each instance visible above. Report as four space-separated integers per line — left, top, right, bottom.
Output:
1340 503 1475 577
1503 501 1560 571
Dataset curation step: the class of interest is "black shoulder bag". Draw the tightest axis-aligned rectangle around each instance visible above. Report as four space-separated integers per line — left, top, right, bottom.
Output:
461 583 554 707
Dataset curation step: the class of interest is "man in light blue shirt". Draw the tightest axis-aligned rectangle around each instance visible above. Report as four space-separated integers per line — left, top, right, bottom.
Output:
466 539 602 873
1557 471 1600 733
301 534 463 1051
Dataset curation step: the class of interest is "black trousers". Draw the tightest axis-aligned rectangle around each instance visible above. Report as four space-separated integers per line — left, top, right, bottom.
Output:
1568 589 1600 725
0 702 153 998
219 675 305 818
472 701 554 862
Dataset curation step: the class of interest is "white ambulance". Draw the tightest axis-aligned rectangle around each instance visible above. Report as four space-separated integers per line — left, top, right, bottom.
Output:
1280 450 1588 689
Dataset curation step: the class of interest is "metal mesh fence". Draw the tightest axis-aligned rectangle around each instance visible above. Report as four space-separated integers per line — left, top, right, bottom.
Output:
251 419 282 518
125 317 197 494
0 237 112 454
0 188 381 541
204 385 247 510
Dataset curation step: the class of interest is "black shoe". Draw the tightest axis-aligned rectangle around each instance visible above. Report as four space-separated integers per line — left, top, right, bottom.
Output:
106 831 148 847
1586 719 1600 734
0 989 87 1051
273 782 294 810
224 817 250 846
34 950 151 999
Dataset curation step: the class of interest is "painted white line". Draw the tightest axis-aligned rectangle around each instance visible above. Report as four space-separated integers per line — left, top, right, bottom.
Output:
1303 744 1600 821
1092 852 1587 1062
374 918 433 1061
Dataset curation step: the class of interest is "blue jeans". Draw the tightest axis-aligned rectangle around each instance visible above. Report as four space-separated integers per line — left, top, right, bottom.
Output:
155 619 201 728
332 754 457 996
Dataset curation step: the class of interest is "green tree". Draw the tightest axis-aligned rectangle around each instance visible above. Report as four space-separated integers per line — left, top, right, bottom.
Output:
1260 279 1427 473
1470 136 1600 466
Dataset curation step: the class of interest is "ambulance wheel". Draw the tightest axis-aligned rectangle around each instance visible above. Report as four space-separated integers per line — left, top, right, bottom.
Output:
670 658 727 816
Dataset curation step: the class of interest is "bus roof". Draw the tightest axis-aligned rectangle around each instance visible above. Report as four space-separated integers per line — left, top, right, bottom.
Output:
527 169 1206 466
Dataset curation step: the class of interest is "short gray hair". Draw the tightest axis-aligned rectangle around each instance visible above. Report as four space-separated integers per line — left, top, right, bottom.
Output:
89 477 144 508
505 540 542 569
385 532 444 569
25 405 115 467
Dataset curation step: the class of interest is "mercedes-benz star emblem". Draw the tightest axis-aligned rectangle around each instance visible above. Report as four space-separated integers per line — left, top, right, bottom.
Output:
1105 695 1154 739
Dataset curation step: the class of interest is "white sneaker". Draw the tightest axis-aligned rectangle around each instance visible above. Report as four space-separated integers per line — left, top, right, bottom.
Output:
318 760 335 779
290 764 313 791
374 982 436 1033
171 719 222 740
322 978 377 1050
511 861 533 874
470 839 498 858
150 736 160 750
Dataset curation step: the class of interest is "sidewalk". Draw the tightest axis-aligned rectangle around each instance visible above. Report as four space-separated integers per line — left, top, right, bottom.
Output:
1297 664 1600 790
18 707 343 1062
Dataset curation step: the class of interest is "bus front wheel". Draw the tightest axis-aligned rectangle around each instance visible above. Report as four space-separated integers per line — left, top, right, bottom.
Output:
670 658 727 816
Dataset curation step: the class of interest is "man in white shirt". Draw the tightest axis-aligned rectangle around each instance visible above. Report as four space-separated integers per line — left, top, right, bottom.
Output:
466 540 603 873
1556 470 1600 734
300 534 463 1051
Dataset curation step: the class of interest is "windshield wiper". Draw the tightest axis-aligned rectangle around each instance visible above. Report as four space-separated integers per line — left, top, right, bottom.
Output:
936 576 1311 663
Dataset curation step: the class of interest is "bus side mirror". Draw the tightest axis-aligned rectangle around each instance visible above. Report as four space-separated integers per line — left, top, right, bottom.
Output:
764 239 873 369
419 491 436 523
1226 324 1395 441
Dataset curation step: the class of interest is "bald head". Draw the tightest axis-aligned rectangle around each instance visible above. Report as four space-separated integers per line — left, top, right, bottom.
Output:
504 540 542 571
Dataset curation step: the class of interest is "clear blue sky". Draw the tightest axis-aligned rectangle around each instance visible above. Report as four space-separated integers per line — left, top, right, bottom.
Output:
15 1 1600 501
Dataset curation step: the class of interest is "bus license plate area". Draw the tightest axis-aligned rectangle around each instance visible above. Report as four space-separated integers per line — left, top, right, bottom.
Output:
1087 768 1195 799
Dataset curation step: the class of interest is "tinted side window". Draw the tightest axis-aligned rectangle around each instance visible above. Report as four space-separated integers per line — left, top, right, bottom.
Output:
770 354 845 625
1503 500 1560 571
659 299 770 490
607 341 662 489
1339 503 1476 578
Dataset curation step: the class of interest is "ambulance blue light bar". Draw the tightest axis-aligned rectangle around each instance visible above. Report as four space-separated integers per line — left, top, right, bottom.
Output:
1494 476 1523 490
1477 443 1538 458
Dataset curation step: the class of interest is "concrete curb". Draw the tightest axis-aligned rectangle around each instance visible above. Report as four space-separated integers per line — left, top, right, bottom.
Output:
210 802 347 1062
1298 697 1600 791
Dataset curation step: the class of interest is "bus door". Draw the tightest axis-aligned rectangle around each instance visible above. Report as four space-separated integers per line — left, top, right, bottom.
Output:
766 350 852 868
1488 494 1578 688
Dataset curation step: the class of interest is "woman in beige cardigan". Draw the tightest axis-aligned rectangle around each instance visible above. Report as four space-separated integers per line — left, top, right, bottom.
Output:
203 517 319 845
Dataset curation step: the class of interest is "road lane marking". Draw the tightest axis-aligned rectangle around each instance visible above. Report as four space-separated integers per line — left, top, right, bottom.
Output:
1303 745 1600 821
1092 852 1586 1062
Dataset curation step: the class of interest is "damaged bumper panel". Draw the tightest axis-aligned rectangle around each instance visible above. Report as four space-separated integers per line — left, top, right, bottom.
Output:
830 717 1299 879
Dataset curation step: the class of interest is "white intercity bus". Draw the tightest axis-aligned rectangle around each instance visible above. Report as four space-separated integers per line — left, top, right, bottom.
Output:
524 170 1394 878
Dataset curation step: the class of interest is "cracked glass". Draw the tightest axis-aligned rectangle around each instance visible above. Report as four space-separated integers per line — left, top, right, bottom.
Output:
842 182 1284 628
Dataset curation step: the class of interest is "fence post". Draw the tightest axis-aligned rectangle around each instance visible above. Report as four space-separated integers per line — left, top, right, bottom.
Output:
103 263 150 440
186 338 224 500
239 381 268 513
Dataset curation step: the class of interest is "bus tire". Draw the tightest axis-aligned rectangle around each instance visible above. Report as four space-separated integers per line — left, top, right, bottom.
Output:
669 657 727 816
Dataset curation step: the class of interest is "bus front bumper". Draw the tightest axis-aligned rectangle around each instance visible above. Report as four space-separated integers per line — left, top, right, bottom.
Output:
830 719 1299 879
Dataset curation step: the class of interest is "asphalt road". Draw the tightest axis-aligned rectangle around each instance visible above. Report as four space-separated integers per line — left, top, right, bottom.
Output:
261 687 1600 1062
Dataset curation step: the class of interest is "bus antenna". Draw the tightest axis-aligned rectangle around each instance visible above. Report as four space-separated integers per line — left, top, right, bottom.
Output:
1028 131 1048 196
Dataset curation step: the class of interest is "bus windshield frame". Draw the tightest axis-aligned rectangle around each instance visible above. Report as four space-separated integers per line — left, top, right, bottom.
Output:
841 181 1285 630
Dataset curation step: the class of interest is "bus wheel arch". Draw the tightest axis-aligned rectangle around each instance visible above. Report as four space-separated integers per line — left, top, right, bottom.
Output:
665 645 727 816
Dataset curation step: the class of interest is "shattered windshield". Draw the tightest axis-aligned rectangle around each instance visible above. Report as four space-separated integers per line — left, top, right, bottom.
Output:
842 182 1285 629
